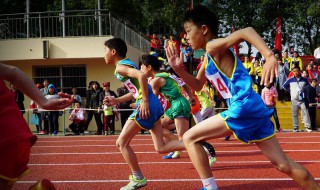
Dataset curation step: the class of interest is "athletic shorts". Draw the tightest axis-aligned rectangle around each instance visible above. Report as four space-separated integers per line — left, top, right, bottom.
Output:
129 92 164 130
0 139 33 183
165 96 191 120
220 111 275 144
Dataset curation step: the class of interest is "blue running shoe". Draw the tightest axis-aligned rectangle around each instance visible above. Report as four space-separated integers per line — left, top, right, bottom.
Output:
162 152 175 159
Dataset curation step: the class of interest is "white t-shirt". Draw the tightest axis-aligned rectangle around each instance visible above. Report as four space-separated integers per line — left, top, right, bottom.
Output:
314 47 320 59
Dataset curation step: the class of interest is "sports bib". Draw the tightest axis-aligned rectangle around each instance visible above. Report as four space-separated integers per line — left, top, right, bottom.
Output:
124 79 139 99
170 74 185 87
206 73 232 99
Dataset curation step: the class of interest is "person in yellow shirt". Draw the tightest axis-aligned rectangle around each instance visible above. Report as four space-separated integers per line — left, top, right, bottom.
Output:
253 60 263 94
243 55 254 76
290 51 303 71
282 51 291 69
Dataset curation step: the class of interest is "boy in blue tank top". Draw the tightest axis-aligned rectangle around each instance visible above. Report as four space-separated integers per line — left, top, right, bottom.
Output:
166 6 320 190
104 38 189 190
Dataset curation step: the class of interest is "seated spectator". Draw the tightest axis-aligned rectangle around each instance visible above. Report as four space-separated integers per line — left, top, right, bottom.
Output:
68 102 86 135
261 83 282 132
68 87 82 113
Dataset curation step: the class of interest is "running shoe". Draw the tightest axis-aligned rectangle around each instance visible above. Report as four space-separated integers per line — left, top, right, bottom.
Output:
202 142 216 157
162 152 175 159
28 179 56 190
224 136 231 141
306 128 312 132
172 151 181 158
293 128 299 132
199 187 219 190
209 156 217 167
120 175 147 190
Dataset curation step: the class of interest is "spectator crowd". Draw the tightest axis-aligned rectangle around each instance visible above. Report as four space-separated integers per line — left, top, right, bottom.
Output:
10 34 320 135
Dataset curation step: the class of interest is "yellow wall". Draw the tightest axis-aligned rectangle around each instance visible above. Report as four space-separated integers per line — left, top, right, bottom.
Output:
1 36 144 133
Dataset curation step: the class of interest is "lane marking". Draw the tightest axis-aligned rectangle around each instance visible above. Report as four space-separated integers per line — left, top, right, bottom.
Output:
16 178 320 184
30 149 320 156
32 142 320 148
28 160 320 166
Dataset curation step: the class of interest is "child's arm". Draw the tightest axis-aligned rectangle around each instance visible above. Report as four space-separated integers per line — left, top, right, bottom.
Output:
115 64 150 119
206 27 277 85
166 49 207 91
0 63 73 110
150 77 164 97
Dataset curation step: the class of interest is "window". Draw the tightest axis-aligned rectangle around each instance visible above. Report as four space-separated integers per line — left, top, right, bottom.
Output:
33 65 87 97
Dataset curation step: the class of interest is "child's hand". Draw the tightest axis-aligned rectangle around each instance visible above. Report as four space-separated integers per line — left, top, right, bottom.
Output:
261 55 278 86
41 92 73 110
137 101 150 120
104 96 117 106
166 47 184 70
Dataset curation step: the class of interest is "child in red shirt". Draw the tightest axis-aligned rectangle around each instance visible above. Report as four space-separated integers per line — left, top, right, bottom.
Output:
0 63 73 190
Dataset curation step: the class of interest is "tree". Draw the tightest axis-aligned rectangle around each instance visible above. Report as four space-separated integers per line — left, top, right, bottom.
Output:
283 0 320 54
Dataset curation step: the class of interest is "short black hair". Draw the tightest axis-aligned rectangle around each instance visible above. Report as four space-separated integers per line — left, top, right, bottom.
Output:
104 38 127 58
141 54 162 72
183 6 219 36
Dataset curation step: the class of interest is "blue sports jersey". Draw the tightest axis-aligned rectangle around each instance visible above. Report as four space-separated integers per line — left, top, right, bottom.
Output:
114 58 163 129
204 49 272 119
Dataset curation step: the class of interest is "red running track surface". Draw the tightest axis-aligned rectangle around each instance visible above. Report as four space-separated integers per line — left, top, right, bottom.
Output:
13 132 320 190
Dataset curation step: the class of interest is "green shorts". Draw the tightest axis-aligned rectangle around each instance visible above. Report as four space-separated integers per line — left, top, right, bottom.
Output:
165 96 191 119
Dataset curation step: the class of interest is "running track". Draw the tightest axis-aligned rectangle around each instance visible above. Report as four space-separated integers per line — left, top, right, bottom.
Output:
13 132 320 190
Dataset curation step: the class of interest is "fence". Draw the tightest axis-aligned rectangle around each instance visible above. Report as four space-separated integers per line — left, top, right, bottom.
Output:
0 10 150 53
23 105 320 136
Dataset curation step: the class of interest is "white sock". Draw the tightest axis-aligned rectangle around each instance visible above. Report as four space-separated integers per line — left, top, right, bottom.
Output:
202 177 218 190
133 171 144 180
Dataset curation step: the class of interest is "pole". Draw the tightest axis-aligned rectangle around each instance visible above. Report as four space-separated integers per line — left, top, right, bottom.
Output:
26 0 30 38
62 0 66 37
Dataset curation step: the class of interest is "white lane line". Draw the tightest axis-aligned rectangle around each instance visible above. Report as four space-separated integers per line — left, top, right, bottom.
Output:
31 142 320 148
30 149 320 156
16 178 320 184
28 160 320 166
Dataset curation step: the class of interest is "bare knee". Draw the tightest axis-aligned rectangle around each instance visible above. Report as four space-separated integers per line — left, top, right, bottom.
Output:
271 160 292 174
182 131 194 146
116 138 128 151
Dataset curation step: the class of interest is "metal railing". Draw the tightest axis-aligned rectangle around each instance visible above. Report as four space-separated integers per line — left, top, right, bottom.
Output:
0 10 150 53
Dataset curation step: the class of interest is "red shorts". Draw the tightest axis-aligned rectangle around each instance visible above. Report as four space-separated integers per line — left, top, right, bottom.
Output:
0 139 32 183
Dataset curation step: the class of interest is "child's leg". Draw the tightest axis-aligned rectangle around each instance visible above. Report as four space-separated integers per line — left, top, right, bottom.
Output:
161 115 178 142
149 121 185 154
116 119 142 172
183 115 232 179
256 137 320 189
174 117 189 141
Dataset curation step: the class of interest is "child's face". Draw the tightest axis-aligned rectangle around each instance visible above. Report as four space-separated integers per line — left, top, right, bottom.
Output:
49 88 55 94
104 47 114 65
74 103 80 108
301 71 308 77
293 69 301 77
140 64 152 77
184 21 204 50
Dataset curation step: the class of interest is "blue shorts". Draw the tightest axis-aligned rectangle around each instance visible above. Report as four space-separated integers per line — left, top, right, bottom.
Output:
129 92 164 130
220 111 275 144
